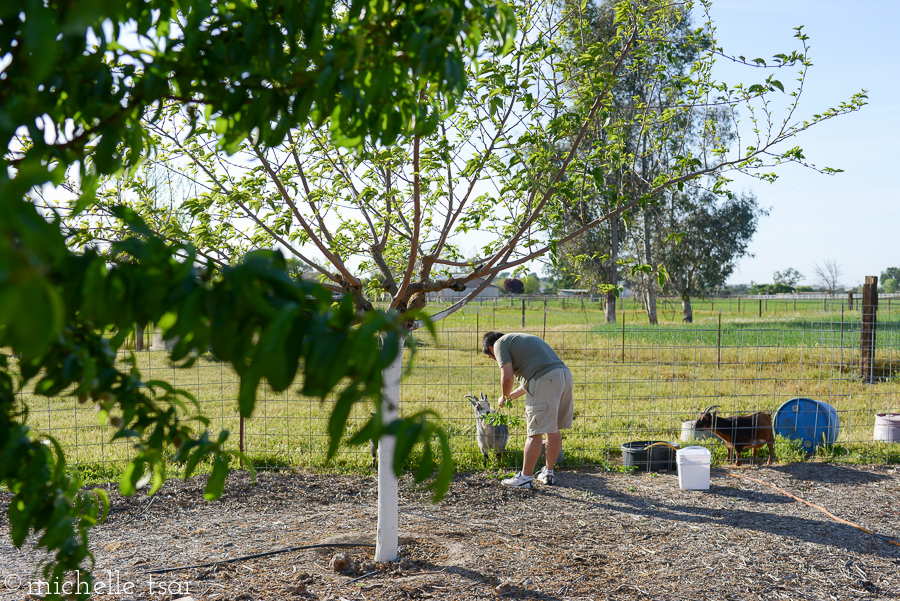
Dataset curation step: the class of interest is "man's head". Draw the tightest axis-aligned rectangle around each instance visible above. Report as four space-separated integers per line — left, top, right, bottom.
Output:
481 331 505 359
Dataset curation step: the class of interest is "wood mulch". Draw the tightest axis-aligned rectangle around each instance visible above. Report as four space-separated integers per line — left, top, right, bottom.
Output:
2 462 900 600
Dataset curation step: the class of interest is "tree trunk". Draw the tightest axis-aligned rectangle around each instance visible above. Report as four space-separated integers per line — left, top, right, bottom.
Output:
135 324 145 351
642 208 658 325
605 216 619 324
375 335 404 562
681 295 693 323
605 289 617 323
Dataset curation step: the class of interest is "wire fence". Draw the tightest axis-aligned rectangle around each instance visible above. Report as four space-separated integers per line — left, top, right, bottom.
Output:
16 299 900 476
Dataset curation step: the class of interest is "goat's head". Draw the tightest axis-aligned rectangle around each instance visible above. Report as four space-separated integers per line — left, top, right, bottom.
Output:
695 405 720 430
465 393 494 418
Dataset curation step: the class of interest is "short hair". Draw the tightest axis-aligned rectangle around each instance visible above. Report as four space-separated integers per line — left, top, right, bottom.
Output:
481 331 505 356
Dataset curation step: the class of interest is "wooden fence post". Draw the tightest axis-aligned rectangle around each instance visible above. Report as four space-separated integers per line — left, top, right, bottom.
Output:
848 291 854 311
521 298 525 328
758 299 762 318
861 276 878 383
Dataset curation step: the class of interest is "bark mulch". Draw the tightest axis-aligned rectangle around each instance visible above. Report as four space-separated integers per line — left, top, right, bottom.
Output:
2 462 900 600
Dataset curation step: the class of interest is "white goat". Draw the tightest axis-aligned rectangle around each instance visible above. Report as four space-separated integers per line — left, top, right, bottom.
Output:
466 393 509 461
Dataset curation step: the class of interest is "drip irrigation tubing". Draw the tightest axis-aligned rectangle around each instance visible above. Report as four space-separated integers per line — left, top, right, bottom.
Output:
140 542 376 574
714 468 900 548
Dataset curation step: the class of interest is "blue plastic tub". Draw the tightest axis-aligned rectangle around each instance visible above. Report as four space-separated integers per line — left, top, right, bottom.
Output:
773 397 840 451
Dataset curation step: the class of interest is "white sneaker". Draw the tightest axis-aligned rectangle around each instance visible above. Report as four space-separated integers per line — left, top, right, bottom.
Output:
536 466 556 485
501 472 534 489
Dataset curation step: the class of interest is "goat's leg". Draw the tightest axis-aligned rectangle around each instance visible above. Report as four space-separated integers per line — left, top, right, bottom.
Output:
767 443 775 464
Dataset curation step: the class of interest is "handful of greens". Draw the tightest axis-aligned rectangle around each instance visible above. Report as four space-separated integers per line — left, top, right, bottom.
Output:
482 411 523 428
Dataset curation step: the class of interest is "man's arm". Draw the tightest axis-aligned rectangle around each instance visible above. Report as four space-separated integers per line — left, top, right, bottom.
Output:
498 363 525 408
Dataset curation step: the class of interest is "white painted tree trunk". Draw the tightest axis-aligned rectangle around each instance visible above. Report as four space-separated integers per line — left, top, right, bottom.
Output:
375 335 404 562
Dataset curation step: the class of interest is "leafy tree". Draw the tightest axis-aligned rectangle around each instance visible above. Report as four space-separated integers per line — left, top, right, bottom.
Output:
774 268 804 288
881 267 900 284
2 0 513 593
524 274 542 294
504 278 526 294
750 282 793 295
659 191 765 322
883 279 898 293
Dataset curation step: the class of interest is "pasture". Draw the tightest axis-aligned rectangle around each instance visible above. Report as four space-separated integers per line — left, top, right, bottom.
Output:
14 297 900 479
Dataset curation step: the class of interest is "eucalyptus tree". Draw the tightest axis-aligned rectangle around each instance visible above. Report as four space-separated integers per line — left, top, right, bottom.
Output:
550 0 861 327
551 0 708 325
42 0 865 566
657 191 764 322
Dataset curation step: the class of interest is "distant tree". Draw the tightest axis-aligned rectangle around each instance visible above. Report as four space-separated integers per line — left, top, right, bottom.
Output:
773 268 804 288
883 278 898 293
524 274 542 295
504 278 525 294
659 191 764 322
881 267 900 284
750 281 793 295
813 259 843 294
725 283 750 296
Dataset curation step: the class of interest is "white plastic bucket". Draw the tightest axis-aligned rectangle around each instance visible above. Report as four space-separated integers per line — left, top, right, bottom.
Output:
874 413 900 442
681 420 716 442
676 446 711 490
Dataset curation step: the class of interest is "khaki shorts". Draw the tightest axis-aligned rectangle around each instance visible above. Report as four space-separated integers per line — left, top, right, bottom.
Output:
524 367 574 436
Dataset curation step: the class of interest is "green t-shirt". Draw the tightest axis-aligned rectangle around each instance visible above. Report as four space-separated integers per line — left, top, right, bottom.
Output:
493 333 565 386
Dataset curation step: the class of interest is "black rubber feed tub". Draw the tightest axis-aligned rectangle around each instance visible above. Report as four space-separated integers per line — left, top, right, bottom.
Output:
621 441 678 472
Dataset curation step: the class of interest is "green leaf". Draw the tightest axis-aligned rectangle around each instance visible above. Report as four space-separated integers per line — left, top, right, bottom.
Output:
203 454 231 500
119 458 146 497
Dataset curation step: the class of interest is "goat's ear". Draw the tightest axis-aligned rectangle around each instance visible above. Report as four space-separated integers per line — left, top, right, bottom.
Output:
481 392 488 403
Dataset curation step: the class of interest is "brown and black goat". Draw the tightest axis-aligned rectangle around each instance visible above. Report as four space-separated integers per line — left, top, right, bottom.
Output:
695 405 775 465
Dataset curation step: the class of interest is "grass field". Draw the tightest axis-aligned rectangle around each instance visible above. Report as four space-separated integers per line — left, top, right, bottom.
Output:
14 298 900 482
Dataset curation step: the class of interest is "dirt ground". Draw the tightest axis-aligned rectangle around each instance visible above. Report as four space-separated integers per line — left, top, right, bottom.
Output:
2 462 900 601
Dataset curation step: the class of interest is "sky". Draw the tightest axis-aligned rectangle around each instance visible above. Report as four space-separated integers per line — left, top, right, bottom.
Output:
707 0 899 288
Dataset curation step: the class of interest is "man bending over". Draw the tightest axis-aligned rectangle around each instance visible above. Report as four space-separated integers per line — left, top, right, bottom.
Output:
481 331 573 488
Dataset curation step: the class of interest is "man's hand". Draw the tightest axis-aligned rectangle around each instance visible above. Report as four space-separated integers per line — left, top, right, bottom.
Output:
498 395 507 409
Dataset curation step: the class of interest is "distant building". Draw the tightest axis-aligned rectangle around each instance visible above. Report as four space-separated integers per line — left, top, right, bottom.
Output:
558 289 590 296
428 277 501 302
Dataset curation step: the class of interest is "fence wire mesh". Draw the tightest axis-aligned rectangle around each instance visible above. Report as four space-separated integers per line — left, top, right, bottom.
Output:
16 297 900 475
